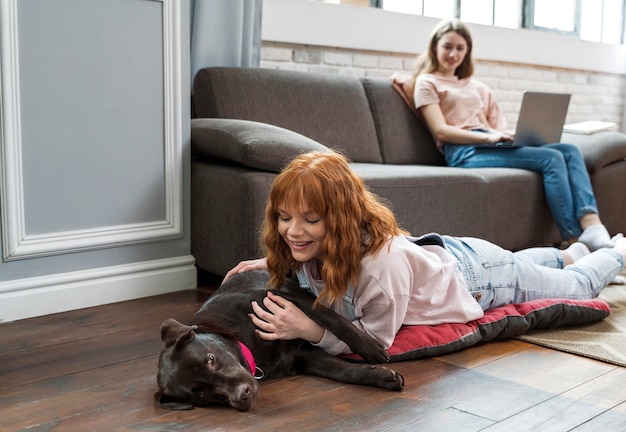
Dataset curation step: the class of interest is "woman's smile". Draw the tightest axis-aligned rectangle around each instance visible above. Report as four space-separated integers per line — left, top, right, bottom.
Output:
277 205 327 262
289 240 314 250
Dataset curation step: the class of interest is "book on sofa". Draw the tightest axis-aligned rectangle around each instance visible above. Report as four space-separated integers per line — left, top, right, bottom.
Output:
563 120 617 134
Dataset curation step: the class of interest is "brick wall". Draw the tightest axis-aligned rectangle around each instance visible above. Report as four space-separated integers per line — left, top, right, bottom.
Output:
261 41 625 130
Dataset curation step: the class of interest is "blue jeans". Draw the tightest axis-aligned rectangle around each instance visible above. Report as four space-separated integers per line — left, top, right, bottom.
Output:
443 236 624 311
442 142 599 240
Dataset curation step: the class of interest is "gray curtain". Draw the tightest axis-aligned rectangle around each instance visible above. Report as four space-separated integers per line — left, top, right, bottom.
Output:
190 0 263 86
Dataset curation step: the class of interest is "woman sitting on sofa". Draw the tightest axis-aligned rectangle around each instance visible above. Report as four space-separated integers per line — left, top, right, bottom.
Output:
411 18 617 252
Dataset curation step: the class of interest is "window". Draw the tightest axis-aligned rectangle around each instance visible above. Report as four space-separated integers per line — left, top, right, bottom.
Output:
381 0 454 18
529 0 577 34
528 0 625 44
366 0 625 44
460 0 523 28
580 0 624 44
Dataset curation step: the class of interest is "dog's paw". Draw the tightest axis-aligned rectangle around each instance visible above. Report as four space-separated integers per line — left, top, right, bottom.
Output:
357 341 390 365
345 332 390 364
390 370 404 391
369 365 404 391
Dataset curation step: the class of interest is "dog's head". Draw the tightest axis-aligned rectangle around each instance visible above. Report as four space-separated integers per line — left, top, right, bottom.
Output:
155 318 260 411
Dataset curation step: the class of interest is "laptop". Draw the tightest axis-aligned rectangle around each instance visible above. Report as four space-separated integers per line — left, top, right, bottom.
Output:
481 91 571 147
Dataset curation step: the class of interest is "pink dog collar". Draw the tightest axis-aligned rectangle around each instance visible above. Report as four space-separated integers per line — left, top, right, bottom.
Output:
238 341 258 376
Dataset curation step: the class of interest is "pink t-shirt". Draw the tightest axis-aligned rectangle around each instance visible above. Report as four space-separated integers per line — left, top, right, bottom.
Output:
414 74 508 132
301 235 484 355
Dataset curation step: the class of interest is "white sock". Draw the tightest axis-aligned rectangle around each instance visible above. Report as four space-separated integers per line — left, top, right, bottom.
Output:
611 275 626 285
578 224 614 251
612 234 626 285
565 242 590 263
613 234 626 251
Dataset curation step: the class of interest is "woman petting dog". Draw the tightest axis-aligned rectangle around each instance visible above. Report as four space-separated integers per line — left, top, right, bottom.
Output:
224 150 626 357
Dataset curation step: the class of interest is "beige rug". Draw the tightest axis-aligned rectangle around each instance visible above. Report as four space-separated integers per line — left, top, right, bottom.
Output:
516 281 626 367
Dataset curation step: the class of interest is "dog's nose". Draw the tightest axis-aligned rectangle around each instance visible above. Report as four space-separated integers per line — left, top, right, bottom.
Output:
232 383 257 411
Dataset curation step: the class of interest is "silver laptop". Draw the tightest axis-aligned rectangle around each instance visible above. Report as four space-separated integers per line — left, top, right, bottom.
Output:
484 91 571 147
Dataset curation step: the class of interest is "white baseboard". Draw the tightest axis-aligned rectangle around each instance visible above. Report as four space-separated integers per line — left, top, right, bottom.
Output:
0 255 197 323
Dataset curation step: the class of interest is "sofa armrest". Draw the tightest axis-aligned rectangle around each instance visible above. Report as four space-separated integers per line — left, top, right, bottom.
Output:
191 118 329 172
563 131 626 174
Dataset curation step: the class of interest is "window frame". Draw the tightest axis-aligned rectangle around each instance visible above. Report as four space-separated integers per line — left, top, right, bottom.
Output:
524 0 581 38
373 0 625 44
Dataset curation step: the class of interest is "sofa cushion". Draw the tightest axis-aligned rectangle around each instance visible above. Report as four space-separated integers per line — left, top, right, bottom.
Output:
193 67 383 164
192 118 329 172
360 77 444 166
349 163 561 249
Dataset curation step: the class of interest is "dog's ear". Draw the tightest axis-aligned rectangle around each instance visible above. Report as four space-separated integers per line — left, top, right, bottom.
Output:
160 318 197 347
154 390 194 410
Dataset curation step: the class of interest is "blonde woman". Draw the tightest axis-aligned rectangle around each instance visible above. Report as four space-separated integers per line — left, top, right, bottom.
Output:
412 19 616 251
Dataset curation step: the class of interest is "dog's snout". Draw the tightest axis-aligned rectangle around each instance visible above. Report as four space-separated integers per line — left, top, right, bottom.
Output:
232 382 258 411
240 384 252 401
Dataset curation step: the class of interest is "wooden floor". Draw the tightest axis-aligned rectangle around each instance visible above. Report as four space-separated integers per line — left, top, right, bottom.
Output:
2 271 626 432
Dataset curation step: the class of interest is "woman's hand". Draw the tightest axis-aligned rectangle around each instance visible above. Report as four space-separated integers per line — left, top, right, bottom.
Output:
484 130 514 144
222 258 268 284
249 291 325 343
421 104 514 145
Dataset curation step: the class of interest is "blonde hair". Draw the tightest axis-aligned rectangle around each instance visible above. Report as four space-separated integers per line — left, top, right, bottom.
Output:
411 19 474 91
262 151 407 306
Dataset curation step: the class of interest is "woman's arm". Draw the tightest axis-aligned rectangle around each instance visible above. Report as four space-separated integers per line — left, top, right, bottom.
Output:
222 257 268 284
420 103 511 145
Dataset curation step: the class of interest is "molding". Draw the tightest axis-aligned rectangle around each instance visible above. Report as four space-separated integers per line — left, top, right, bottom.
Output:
0 0 24 260
0 255 197 322
0 0 185 261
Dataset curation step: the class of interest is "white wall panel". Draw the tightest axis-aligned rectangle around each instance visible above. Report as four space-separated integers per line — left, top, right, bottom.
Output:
0 0 193 321
1 0 184 260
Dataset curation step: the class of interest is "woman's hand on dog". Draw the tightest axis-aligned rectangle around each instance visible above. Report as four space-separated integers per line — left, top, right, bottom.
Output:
250 291 325 344
222 258 268 284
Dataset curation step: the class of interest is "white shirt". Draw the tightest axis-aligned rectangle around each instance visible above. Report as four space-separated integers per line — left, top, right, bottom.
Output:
300 235 484 355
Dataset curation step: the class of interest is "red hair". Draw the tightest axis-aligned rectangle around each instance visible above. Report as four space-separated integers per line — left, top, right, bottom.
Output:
262 151 407 306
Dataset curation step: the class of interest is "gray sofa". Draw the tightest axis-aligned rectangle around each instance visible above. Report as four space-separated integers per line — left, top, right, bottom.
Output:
191 66 626 276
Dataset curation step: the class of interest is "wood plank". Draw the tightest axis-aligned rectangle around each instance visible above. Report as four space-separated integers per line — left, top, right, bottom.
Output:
435 338 534 369
0 356 158 410
0 290 206 356
0 329 160 389
479 367 626 430
471 344 617 392
570 401 626 431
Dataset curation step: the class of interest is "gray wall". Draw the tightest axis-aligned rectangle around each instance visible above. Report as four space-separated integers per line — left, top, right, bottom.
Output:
0 0 194 320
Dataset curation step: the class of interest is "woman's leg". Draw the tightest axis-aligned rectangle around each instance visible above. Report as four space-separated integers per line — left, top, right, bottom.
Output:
548 144 614 249
513 247 564 268
513 242 590 267
550 144 598 220
444 236 624 311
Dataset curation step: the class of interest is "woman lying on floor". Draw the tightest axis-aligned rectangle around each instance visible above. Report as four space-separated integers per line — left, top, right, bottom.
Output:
224 150 625 355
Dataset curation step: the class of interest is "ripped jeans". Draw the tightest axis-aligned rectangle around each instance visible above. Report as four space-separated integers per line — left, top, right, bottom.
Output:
443 236 624 311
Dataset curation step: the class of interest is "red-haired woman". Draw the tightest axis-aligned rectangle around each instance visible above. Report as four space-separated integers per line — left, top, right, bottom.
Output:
224 151 625 356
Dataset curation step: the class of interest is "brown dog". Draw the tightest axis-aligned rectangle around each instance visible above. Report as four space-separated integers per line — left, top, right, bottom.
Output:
155 270 404 411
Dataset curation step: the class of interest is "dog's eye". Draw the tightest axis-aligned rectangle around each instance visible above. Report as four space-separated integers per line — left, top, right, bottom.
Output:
194 389 212 403
207 353 215 366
